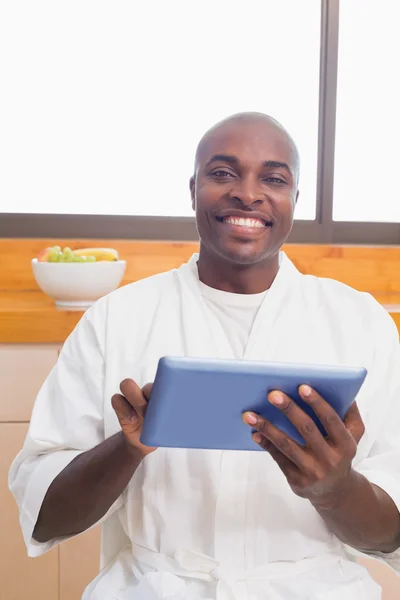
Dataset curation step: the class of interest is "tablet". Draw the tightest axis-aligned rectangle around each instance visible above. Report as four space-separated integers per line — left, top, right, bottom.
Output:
140 357 367 450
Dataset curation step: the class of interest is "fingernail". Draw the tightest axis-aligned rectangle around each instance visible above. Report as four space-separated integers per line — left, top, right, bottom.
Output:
252 433 262 443
269 392 284 405
244 412 258 425
301 385 312 398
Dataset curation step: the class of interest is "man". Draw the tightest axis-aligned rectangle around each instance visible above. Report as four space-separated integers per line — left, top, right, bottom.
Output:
9 113 400 599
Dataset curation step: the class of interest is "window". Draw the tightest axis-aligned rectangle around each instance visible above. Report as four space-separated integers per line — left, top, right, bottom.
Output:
0 1 321 220
333 0 400 223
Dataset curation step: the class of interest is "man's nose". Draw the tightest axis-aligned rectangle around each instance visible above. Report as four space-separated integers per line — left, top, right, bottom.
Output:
229 178 263 206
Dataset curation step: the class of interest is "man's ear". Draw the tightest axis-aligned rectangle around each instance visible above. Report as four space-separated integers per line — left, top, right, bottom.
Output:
295 189 299 205
189 176 196 211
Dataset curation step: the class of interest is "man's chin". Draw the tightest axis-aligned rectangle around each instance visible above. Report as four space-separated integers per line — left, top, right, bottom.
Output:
216 242 272 267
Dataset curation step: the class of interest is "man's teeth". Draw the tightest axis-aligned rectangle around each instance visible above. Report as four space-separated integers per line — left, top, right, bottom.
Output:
223 217 266 228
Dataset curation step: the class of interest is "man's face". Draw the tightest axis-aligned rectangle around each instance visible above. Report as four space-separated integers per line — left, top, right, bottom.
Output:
190 120 299 266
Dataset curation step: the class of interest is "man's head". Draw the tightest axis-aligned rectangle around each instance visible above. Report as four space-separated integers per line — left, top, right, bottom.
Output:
190 112 300 267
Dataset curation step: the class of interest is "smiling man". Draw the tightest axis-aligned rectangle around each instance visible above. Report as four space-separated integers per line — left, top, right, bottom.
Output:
9 113 400 599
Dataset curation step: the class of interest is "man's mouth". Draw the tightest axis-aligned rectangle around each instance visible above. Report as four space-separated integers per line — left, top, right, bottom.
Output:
216 216 272 228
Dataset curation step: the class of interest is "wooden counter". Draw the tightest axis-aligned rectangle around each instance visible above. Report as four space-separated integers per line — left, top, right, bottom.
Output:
1 289 399 344
1 240 400 342
0 291 84 343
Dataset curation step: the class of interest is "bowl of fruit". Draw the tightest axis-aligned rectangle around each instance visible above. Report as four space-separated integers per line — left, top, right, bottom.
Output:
32 246 126 308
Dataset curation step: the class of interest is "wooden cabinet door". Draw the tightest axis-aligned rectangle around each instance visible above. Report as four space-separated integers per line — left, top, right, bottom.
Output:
59 526 101 600
0 423 59 600
0 344 60 421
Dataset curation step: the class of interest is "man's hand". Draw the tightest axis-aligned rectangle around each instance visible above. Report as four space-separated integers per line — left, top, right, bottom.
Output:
112 379 157 458
34 378 155 543
242 385 400 553
243 385 365 509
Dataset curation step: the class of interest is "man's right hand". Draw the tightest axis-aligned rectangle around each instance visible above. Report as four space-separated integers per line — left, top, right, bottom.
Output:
112 379 157 457
33 378 155 543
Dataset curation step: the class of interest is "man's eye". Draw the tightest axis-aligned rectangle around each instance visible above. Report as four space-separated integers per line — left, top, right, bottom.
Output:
264 176 286 184
212 170 234 178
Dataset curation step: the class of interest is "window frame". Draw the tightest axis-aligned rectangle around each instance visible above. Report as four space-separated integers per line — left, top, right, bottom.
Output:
2 0 399 244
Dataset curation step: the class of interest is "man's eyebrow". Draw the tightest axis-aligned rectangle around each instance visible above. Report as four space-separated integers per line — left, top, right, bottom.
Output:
263 160 292 176
205 154 239 167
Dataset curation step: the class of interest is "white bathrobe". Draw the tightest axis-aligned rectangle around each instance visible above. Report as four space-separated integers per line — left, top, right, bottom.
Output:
9 253 400 600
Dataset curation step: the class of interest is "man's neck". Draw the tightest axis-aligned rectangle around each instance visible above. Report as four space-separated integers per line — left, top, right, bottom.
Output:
197 249 280 294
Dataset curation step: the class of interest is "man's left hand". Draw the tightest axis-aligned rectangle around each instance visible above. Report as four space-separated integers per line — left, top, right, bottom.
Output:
243 386 365 509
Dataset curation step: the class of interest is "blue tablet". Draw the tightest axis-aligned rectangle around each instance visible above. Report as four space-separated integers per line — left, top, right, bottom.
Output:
140 357 367 450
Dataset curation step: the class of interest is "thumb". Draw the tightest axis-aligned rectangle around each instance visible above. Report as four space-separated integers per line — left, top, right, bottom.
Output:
111 393 140 429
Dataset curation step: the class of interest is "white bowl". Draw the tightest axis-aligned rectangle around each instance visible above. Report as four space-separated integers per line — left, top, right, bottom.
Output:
32 259 127 308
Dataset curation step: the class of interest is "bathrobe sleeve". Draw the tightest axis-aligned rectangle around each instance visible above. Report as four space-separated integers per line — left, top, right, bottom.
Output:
8 298 123 557
354 300 400 573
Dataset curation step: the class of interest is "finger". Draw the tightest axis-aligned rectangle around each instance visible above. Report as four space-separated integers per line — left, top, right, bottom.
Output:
253 432 299 478
142 383 153 402
343 402 365 444
267 390 329 457
120 379 147 418
111 393 139 424
298 385 354 449
243 412 308 470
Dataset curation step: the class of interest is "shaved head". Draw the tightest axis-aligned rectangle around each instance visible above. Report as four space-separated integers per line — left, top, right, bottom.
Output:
194 112 300 184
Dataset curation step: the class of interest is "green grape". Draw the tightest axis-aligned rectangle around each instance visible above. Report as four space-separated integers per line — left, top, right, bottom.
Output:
48 249 61 262
46 246 62 262
44 246 98 263
58 248 72 262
